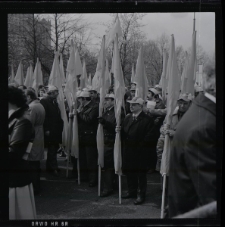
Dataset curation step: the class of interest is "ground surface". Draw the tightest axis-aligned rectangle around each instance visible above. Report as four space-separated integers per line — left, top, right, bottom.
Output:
35 151 162 220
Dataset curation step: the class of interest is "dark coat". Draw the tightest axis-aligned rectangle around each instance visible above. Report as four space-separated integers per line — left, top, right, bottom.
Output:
9 106 34 187
121 111 155 172
40 96 64 144
77 100 99 136
168 93 216 217
101 106 125 169
147 100 166 169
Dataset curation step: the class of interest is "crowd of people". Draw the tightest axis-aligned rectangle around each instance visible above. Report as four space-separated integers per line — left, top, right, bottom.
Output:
8 59 216 220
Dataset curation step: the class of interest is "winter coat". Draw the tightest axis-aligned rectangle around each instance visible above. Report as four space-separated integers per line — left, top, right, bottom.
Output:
77 100 99 137
28 99 45 161
168 93 216 217
121 111 154 172
9 105 34 187
40 96 64 144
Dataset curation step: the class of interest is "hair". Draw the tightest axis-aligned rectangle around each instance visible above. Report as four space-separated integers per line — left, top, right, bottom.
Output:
9 85 27 107
38 85 45 90
18 85 27 90
202 58 216 96
27 87 36 93
26 89 37 100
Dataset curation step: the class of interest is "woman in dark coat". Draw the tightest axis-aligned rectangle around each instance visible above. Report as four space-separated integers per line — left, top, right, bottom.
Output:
8 86 37 219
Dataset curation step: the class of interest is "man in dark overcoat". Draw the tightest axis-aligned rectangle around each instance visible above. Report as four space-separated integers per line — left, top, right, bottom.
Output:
121 97 154 205
98 94 125 196
77 91 99 187
40 85 64 176
168 60 216 217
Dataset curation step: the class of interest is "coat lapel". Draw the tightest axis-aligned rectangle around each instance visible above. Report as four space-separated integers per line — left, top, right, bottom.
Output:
127 111 144 133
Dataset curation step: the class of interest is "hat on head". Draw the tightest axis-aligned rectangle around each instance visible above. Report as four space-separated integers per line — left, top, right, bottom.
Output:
127 97 144 105
82 87 90 92
148 87 159 95
47 85 58 92
177 93 193 102
76 90 82 98
79 91 90 98
88 87 97 93
130 87 136 91
194 85 203 92
105 94 115 99
154 84 162 92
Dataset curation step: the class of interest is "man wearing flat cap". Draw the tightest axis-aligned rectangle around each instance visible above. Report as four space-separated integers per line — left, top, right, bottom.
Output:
76 91 99 187
40 85 64 176
120 97 154 205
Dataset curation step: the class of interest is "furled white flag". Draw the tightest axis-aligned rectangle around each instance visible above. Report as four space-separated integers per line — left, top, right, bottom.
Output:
32 58 43 95
48 52 68 148
24 64 34 88
105 14 123 49
135 46 148 101
14 61 24 86
80 60 88 90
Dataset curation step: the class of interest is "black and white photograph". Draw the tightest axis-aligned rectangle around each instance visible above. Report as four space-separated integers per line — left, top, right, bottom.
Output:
3 0 222 225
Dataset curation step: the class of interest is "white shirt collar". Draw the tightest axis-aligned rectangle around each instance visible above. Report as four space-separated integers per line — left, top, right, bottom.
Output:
205 92 216 104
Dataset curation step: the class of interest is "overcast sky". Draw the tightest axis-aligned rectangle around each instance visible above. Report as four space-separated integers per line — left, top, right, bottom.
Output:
82 12 215 55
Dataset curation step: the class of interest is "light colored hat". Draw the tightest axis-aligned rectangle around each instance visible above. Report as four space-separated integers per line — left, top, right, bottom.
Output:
88 87 97 92
79 91 90 98
105 94 115 99
47 85 58 92
178 93 193 102
131 82 137 85
148 87 159 95
127 97 144 105
82 87 90 92
194 86 203 92
76 90 82 98
154 84 162 92
130 87 136 91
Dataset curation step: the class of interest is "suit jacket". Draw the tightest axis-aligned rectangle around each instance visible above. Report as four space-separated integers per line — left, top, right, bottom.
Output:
40 96 64 144
9 106 34 187
168 93 216 217
28 99 46 161
121 111 154 171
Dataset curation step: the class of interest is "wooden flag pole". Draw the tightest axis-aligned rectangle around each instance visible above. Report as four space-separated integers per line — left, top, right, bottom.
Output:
66 110 73 178
98 165 101 196
77 157 80 185
161 173 167 218
160 131 169 218
119 174 122 204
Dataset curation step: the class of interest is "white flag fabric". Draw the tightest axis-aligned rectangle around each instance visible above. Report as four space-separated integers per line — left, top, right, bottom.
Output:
14 61 24 86
180 52 189 94
135 46 148 101
113 34 125 176
9 63 15 84
105 15 122 49
88 73 92 87
96 36 106 168
48 52 68 148
32 58 43 95
59 53 66 85
24 65 34 88
131 64 135 83
92 37 106 92
185 31 197 95
160 35 181 176
80 60 88 89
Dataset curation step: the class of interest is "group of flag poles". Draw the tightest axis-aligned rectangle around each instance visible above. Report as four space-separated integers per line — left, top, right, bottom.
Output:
9 14 201 213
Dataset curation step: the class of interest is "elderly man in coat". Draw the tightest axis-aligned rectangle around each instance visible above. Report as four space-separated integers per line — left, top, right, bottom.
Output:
168 59 216 217
26 89 45 194
40 85 64 177
77 91 99 187
121 97 154 205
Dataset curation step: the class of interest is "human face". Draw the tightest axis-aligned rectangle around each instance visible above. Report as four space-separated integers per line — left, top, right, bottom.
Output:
105 98 114 108
49 90 59 99
178 100 190 113
147 91 154 101
130 90 135 98
130 103 142 114
89 91 97 100
39 90 45 97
